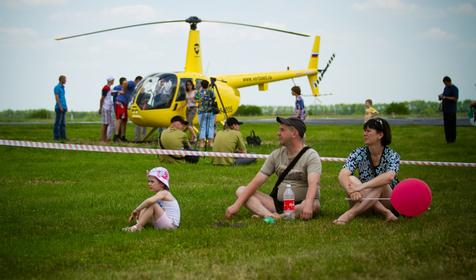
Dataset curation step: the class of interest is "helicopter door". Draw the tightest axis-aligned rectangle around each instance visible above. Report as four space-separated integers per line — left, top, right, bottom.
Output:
171 78 189 111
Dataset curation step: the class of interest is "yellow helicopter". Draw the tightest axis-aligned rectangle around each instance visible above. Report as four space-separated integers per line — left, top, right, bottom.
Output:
56 16 334 140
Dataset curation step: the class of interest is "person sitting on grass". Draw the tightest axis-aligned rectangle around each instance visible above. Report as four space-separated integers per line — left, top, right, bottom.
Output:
212 117 257 166
333 117 399 225
122 167 180 232
159 115 195 163
225 117 322 221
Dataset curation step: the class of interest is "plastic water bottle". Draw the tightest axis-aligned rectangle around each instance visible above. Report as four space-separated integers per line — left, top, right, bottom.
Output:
283 184 295 220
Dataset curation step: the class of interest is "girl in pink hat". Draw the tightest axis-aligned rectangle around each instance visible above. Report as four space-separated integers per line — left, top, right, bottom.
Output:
122 167 181 232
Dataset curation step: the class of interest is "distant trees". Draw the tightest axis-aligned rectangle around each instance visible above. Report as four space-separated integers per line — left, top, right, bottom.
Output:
235 99 473 117
385 102 409 115
1 100 474 121
235 105 262 116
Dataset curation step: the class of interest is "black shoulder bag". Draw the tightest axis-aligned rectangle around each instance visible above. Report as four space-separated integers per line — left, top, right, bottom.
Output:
246 130 261 146
269 146 311 213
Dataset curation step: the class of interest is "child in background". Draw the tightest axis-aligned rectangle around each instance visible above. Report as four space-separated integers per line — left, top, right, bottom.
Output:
364 99 379 122
291 86 306 120
122 167 181 232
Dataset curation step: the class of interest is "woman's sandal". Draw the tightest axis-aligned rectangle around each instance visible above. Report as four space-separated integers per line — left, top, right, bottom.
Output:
122 225 141 232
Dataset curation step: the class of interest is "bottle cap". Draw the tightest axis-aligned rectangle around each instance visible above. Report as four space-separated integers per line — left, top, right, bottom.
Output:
263 217 276 224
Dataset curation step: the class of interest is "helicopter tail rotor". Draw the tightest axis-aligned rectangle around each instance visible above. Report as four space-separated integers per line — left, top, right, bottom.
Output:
317 53 335 85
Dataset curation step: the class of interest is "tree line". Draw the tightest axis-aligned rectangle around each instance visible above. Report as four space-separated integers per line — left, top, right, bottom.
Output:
0 100 473 121
236 100 474 117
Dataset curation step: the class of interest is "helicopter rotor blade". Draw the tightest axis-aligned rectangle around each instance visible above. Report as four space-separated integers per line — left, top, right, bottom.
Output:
55 17 309 40
202 20 310 37
55 20 185 40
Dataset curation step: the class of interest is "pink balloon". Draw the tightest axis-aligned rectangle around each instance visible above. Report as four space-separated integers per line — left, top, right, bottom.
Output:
391 178 432 217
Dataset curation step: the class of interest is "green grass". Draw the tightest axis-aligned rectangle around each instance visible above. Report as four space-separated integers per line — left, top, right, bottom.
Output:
0 123 475 279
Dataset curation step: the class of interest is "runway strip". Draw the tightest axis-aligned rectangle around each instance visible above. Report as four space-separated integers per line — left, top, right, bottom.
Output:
1 139 475 168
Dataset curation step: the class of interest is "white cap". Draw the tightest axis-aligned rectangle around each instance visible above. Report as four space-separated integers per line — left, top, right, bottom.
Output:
107 76 115 81
147 167 170 189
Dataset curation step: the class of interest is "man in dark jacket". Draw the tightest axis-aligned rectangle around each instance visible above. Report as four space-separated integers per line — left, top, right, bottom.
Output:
438 76 459 143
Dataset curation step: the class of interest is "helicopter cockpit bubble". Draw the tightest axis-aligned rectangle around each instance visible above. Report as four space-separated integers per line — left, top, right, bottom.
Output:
134 73 178 110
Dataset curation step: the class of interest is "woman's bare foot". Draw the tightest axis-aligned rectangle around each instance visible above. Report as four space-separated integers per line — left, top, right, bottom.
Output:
332 219 347 225
384 211 398 222
333 211 354 225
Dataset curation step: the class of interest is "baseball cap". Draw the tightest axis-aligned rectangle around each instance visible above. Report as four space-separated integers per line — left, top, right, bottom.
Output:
148 167 170 189
170 115 189 125
107 76 115 82
225 117 243 127
276 116 306 137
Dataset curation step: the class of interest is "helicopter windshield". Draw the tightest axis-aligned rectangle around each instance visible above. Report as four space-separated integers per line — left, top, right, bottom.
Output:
135 73 177 110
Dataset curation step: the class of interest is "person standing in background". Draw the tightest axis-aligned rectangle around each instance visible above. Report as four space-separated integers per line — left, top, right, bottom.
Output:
292 86 306 120
364 99 379 122
112 77 126 142
53 75 68 141
438 76 459 143
133 76 147 142
195 80 216 149
185 80 198 143
99 76 115 142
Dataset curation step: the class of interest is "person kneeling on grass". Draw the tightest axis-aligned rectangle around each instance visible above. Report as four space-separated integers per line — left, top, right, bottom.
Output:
123 167 180 232
333 117 399 225
225 117 321 221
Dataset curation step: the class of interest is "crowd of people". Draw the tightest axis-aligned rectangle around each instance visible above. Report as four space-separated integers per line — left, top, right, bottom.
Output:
98 75 144 143
122 115 401 232
51 75 471 229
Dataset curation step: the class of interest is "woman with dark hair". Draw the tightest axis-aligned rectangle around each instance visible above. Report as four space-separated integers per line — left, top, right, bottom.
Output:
185 80 197 142
333 117 400 224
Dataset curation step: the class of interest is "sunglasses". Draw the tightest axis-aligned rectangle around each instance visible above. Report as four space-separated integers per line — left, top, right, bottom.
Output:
364 118 385 131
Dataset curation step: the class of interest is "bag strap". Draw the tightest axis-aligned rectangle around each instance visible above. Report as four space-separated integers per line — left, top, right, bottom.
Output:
270 146 311 199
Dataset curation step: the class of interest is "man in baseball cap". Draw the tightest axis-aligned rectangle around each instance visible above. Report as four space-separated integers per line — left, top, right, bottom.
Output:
226 116 322 221
170 115 189 126
276 116 306 138
158 115 193 163
212 117 256 166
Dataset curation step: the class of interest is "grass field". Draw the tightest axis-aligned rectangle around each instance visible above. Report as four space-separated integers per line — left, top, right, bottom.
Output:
0 122 475 279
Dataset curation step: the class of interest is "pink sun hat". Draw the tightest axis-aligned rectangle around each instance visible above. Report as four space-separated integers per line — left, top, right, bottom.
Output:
148 167 170 189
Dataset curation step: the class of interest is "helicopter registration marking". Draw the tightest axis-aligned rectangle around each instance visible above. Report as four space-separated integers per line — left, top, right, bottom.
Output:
242 75 272 82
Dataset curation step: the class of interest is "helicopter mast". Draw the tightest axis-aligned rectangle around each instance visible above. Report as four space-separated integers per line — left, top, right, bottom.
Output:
184 17 203 74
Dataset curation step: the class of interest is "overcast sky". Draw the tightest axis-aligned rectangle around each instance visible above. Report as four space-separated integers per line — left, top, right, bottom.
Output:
1 0 475 111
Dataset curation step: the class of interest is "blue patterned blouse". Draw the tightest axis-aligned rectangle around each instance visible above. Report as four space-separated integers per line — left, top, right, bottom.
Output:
343 146 400 188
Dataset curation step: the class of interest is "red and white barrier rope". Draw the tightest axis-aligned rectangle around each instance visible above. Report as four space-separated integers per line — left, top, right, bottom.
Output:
1 139 475 168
